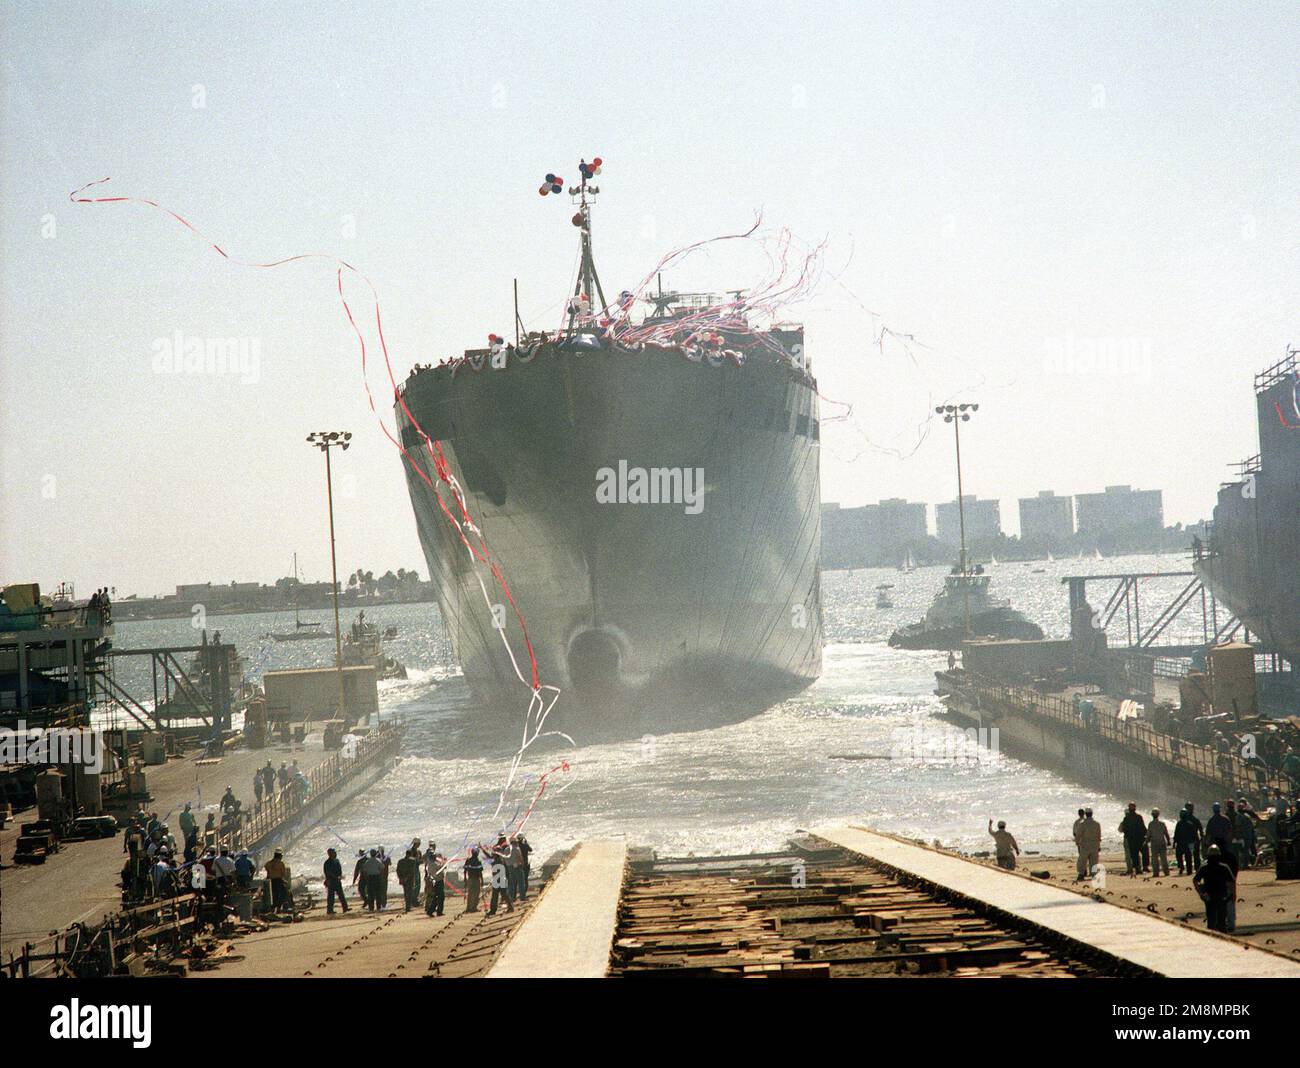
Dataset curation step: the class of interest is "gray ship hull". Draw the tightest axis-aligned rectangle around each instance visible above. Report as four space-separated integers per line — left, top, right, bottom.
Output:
1195 353 1300 663
397 340 823 726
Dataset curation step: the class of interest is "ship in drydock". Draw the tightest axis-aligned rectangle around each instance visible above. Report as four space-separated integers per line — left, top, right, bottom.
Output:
396 162 823 724
1194 347 1300 665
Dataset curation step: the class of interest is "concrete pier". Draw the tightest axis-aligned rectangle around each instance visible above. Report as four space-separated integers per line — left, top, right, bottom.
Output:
488 839 627 978
813 824 1300 978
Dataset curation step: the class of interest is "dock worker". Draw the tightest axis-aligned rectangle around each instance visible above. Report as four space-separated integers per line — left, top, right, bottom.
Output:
261 762 276 799
1236 798 1258 865
1193 845 1235 933
1147 809 1171 876
396 848 420 912
1174 807 1201 874
516 834 533 900
424 842 446 917
463 847 484 913
487 834 516 914
1119 803 1148 875
1072 808 1087 879
277 762 289 793
351 849 369 908
987 819 1020 870
179 802 196 842
234 850 254 890
253 772 264 808
505 835 526 902
378 848 392 908
220 786 238 816
213 847 236 910
1206 802 1233 852
152 854 175 898
323 848 349 914
1078 808 1101 881
360 849 385 911
265 849 290 914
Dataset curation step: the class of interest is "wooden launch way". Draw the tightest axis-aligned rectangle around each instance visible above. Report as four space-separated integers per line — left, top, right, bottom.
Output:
812 826 1300 979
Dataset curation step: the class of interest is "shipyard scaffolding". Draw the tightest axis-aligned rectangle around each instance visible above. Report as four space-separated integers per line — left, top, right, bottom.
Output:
1063 569 1294 712
1 582 245 826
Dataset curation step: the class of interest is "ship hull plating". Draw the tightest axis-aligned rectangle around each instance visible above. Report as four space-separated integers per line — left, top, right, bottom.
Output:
1195 357 1300 663
397 342 823 725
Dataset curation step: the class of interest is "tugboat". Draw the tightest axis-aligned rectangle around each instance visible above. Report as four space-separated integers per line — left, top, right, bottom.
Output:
342 610 407 680
889 402 1041 650
888 563 1043 650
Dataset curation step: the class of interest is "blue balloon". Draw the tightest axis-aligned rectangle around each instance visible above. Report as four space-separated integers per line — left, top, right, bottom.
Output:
551 183 562 193
545 173 556 183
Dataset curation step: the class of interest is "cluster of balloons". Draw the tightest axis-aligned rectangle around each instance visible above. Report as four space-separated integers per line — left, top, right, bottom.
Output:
538 173 565 196
578 157 603 180
687 330 727 348
488 333 505 350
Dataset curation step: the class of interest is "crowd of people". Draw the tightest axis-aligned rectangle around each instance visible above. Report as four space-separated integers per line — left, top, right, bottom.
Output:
986 792 1296 937
322 833 534 918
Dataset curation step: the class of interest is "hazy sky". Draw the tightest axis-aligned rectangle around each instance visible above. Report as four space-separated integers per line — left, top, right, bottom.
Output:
2 2 1297 596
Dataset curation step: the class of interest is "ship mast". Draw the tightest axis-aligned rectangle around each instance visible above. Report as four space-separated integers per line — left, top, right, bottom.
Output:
566 157 607 335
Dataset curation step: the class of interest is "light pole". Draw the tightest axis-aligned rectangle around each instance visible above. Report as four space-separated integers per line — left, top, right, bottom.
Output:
307 430 352 724
935 403 979 637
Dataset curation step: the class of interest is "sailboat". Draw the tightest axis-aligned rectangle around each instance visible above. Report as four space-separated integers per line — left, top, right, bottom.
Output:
899 550 916 573
268 554 331 642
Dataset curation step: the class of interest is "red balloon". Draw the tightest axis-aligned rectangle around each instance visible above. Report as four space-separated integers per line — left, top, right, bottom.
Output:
538 186 549 196
592 157 602 166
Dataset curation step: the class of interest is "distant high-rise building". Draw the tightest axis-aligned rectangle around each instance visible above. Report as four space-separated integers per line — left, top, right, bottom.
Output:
936 496 1001 546
870 498 929 553
1074 485 1164 537
1018 490 1074 542
820 499 929 569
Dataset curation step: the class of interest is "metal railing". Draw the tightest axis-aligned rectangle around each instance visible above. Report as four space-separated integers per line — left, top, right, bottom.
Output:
210 721 403 853
955 674 1297 801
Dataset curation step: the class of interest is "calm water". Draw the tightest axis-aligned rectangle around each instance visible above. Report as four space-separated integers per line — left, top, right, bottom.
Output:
110 552 1198 868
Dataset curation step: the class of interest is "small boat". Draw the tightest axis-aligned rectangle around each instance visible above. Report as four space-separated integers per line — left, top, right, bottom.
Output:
269 611 331 642
875 583 894 609
343 610 407 680
899 550 916 573
267 553 332 641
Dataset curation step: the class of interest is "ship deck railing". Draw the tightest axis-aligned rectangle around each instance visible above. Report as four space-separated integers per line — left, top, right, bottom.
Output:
950 672 1299 801
1254 349 1297 393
